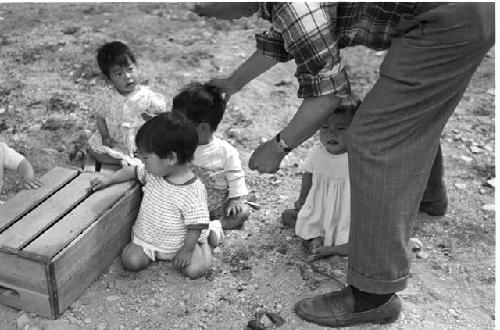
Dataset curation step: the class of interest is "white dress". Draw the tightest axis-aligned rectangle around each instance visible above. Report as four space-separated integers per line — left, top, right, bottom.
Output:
295 142 350 247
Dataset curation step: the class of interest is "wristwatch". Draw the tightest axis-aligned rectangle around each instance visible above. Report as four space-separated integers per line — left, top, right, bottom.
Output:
275 133 293 153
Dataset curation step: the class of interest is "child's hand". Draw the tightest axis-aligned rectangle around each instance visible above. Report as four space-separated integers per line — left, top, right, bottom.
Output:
226 197 245 216
88 177 112 191
22 176 42 190
102 137 117 148
174 249 193 268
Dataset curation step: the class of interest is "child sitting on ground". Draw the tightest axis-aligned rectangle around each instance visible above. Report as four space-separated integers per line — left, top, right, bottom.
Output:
172 82 251 230
0 142 41 193
281 95 361 259
88 40 168 168
89 112 223 279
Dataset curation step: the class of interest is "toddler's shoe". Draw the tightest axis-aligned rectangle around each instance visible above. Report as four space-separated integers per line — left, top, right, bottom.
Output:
208 220 224 247
281 208 299 227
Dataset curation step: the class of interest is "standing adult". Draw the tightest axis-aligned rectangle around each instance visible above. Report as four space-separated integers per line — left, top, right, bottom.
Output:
193 3 494 327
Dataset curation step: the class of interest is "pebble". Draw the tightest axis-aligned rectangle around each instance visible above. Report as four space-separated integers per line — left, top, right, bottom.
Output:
454 183 467 190
487 178 495 188
481 204 495 212
470 146 482 154
460 155 473 163
97 323 108 330
84 317 92 324
106 295 120 302
487 88 495 96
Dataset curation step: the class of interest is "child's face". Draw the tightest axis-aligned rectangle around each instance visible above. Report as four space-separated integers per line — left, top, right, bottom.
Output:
138 151 174 177
319 113 351 155
108 60 138 94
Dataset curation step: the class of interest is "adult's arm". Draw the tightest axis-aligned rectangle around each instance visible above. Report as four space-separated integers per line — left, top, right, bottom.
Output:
248 94 341 173
210 51 277 99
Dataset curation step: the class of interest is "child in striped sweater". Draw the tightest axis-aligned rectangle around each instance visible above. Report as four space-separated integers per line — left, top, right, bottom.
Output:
89 112 222 279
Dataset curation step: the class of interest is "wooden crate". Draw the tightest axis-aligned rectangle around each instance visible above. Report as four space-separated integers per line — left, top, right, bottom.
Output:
0 167 141 318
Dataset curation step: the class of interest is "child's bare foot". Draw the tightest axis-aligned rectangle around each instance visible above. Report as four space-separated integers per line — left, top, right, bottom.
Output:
311 243 348 260
311 237 324 250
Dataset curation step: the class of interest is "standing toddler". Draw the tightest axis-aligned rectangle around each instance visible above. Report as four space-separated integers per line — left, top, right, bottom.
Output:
282 95 361 258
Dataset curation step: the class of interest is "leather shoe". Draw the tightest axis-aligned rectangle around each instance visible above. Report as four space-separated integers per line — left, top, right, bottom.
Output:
294 286 401 327
419 195 448 216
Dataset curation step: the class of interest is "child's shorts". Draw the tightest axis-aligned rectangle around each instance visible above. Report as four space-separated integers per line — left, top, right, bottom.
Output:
131 224 217 262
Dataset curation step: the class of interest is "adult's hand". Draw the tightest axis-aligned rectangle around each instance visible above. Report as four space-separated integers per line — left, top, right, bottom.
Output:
208 77 235 103
248 139 288 174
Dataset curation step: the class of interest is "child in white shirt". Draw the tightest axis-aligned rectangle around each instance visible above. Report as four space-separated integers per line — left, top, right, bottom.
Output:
0 142 41 193
172 83 250 230
89 112 222 279
88 41 167 168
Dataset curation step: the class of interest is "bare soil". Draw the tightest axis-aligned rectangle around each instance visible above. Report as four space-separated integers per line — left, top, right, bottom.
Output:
0 3 495 330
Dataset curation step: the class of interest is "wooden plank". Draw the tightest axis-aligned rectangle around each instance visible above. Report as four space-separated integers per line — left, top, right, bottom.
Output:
0 251 47 293
24 181 136 258
53 187 140 314
0 279 52 318
0 172 96 251
0 167 78 232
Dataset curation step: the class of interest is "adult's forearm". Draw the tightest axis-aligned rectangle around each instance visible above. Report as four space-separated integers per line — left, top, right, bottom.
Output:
229 51 277 94
280 95 341 148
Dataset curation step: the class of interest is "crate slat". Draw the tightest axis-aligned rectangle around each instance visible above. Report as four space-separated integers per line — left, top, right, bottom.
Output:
0 167 79 232
24 181 136 258
0 173 95 251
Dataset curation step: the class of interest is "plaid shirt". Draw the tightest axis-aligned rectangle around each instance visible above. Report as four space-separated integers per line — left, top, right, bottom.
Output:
256 2 432 98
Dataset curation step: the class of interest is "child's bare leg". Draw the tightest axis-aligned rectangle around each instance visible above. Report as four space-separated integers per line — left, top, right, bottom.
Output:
121 243 151 271
220 204 251 230
312 243 349 260
208 220 224 247
311 237 324 250
182 242 212 279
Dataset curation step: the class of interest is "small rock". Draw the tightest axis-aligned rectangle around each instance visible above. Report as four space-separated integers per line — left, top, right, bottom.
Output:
84 318 92 324
460 155 473 163
260 137 267 143
470 146 482 154
97 323 108 330
416 251 429 259
486 178 495 188
481 204 495 212
487 88 495 96
16 314 31 329
106 295 120 302
0 107 5 114
259 314 273 327
375 51 386 56
40 147 59 155
454 183 467 190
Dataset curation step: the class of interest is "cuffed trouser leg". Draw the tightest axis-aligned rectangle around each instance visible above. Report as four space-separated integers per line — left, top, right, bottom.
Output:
345 3 494 294
422 143 446 203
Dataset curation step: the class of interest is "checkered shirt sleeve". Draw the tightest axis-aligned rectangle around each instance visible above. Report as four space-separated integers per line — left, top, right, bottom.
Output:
256 3 350 98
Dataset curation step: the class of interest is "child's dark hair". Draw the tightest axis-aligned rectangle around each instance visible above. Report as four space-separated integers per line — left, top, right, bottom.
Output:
135 112 198 165
96 41 136 78
172 82 226 131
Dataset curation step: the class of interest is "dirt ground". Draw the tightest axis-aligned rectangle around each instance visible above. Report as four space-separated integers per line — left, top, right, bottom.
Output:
0 3 495 330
